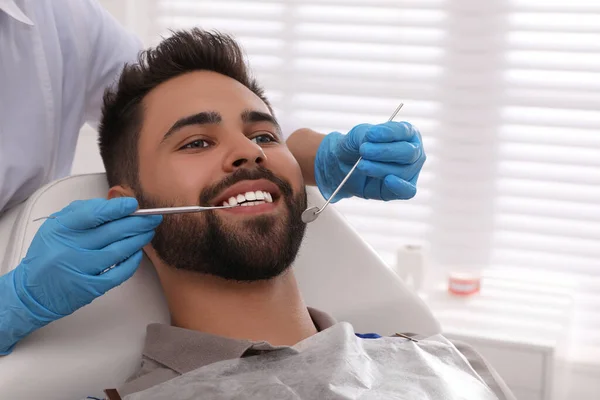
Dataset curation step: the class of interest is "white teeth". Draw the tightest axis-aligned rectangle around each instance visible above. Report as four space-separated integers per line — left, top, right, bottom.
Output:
225 191 273 206
255 201 266 205
241 203 249 207
222 201 229 206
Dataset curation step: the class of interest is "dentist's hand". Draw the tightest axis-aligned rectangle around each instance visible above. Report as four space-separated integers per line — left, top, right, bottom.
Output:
314 121 426 202
0 197 161 354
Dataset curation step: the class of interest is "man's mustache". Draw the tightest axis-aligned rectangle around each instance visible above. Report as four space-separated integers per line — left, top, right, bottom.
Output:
199 166 294 206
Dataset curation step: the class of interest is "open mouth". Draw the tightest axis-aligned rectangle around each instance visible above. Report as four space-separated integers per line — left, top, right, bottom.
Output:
211 179 282 208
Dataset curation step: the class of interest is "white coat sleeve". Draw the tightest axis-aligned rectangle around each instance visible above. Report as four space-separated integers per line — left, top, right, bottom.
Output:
77 0 143 129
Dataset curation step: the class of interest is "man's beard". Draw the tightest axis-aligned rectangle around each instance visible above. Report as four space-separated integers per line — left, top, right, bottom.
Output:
135 167 307 281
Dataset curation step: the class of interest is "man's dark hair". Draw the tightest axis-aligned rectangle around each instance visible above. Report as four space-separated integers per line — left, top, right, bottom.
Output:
98 28 272 188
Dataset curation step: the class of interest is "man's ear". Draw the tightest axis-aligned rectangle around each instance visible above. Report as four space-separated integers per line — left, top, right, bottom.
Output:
107 185 135 200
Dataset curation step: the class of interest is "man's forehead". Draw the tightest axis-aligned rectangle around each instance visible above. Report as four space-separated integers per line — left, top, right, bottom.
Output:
142 70 271 123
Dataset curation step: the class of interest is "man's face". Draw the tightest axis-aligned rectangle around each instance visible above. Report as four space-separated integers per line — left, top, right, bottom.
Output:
133 70 307 281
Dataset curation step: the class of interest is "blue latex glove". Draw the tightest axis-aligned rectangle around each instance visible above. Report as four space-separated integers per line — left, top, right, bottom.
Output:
0 197 162 355
314 121 426 202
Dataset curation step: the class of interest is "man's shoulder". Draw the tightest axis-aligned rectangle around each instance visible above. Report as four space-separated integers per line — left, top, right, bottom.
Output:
356 332 516 400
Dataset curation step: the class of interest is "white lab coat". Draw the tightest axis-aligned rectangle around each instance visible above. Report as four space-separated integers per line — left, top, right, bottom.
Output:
0 0 142 212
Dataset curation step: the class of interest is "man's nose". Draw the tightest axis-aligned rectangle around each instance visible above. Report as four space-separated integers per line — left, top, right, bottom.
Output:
223 137 267 172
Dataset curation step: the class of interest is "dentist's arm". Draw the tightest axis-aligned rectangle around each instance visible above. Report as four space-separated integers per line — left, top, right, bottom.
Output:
79 0 143 127
287 121 426 201
0 198 161 355
286 128 324 186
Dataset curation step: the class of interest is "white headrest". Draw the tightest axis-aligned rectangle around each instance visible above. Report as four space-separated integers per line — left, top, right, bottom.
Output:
0 173 440 399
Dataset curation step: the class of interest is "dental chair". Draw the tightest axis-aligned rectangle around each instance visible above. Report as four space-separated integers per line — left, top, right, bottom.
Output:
0 173 441 400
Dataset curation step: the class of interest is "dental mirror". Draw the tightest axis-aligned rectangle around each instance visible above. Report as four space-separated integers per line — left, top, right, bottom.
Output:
301 102 404 224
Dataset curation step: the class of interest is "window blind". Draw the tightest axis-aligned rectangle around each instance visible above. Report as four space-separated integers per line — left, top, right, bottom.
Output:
492 0 600 366
140 0 600 366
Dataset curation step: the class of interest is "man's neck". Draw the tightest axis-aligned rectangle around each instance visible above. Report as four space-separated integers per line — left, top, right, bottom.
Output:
156 267 318 346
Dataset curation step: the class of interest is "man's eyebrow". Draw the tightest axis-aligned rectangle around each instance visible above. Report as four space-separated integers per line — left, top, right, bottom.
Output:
161 111 222 143
241 110 282 136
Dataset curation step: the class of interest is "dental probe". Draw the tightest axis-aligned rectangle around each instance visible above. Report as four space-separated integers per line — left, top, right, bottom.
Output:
301 102 404 224
32 204 238 222
130 205 238 216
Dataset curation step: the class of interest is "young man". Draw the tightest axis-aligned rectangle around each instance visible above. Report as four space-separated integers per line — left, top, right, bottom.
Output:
0 0 425 357
93 29 513 399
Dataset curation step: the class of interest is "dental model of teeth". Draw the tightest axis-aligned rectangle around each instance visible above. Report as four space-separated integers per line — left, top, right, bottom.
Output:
223 190 274 207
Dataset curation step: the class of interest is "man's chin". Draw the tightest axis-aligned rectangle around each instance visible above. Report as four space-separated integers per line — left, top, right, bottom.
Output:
221 213 285 238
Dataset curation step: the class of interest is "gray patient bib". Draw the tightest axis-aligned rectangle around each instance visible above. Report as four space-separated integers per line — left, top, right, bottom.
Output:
124 323 500 400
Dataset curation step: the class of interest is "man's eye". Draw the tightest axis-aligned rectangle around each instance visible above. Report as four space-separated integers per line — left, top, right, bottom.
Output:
181 139 210 150
251 134 276 145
